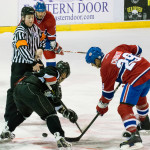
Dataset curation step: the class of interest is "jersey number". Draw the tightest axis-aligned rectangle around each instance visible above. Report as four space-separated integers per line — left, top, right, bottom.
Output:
117 53 141 71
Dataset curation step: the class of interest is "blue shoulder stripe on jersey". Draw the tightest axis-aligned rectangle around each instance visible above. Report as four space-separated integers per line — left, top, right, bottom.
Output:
102 90 114 100
136 46 142 56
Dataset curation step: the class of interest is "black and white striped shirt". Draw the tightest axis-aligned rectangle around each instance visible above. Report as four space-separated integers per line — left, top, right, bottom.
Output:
12 22 45 64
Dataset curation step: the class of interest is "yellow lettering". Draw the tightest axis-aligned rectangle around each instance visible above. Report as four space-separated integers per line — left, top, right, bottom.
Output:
148 0 150 6
127 6 143 13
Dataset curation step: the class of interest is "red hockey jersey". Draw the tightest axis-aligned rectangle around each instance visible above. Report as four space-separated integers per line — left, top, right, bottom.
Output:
100 44 150 103
34 11 56 41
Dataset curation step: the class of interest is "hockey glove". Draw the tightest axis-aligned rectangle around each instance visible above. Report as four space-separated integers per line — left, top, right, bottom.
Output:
51 41 64 55
96 100 109 116
62 109 78 123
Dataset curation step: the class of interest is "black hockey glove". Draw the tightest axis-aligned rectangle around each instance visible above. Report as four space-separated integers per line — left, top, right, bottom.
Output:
62 109 78 123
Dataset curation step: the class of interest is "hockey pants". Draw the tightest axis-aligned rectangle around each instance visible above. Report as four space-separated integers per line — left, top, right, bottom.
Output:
14 83 64 136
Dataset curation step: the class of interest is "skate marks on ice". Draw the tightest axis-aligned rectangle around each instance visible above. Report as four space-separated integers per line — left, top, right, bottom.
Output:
61 114 123 150
0 137 149 150
61 114 150 150
0 114 150 150
0 137 57 150
0 114 120 150
72 138 121 150
0 137 120 150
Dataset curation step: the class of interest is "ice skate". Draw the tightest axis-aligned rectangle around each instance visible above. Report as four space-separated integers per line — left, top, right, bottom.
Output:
120 130 143 150
137 115 150 135
0 125 15 141
54 132 72 150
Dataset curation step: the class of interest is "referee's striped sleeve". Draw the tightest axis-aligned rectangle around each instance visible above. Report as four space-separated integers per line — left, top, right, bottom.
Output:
18 46 34 62
15 31 34 63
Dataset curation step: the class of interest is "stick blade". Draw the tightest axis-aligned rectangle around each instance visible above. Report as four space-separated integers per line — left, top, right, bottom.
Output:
65 136 80 142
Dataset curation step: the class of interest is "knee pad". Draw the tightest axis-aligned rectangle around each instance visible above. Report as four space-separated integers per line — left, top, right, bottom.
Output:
118 104 134 120
46 113 64 137
136 97 149 121
22 111 32 118
118 104 137 132
41 110 56 120
136 96 149 110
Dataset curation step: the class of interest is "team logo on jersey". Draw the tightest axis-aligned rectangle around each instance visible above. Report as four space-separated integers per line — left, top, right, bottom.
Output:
89 52 92 56
111 51 123 64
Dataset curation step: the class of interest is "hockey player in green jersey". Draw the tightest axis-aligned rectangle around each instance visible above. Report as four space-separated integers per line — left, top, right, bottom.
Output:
1 61 78 150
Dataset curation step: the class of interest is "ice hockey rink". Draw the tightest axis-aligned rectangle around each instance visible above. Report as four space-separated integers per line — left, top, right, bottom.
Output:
0 28 150 150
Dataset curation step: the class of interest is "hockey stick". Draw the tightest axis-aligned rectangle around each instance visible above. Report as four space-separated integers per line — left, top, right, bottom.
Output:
60 100 83 133
46 83 83 133
65 83 121 142
65 112 99 142
64 50 86 54
114 82 121 93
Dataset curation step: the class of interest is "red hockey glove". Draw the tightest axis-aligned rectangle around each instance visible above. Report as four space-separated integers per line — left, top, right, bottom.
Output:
54 42 64 55
96 100 109 116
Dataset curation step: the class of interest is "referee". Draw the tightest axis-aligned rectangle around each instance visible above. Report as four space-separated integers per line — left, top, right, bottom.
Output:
4 6 45 133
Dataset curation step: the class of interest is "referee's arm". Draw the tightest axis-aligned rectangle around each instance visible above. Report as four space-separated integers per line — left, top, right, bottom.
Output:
15 32 35 63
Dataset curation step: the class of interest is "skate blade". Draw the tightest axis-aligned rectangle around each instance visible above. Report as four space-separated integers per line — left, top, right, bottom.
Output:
139 130 150 135
58 147 72 150
0 138 12 143
130 142 143 149
120 142 143 150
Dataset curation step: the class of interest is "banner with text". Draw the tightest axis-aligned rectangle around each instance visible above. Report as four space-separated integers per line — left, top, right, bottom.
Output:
18 0 114 25
124 0 150 20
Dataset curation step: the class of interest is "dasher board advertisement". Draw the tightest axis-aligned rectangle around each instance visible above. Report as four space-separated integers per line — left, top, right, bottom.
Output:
18 0 114 25
124 0 150 21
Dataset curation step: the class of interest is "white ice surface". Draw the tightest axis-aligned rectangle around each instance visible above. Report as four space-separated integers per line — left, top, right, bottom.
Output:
0 28 150 150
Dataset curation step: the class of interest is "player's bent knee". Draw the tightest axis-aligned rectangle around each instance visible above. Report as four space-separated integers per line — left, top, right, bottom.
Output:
41 110 57 120
22 111 33 118
118 103 133 117
137 96 148 109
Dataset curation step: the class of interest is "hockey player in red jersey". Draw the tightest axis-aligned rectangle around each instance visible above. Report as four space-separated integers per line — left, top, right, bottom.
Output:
34 1 64 67
85 44 150 150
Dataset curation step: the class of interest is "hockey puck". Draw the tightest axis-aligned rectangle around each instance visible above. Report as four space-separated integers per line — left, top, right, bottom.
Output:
42 133 48 137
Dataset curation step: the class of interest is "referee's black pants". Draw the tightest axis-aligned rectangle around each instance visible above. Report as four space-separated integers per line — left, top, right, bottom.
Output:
13 83 64 137
4 63 33 131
